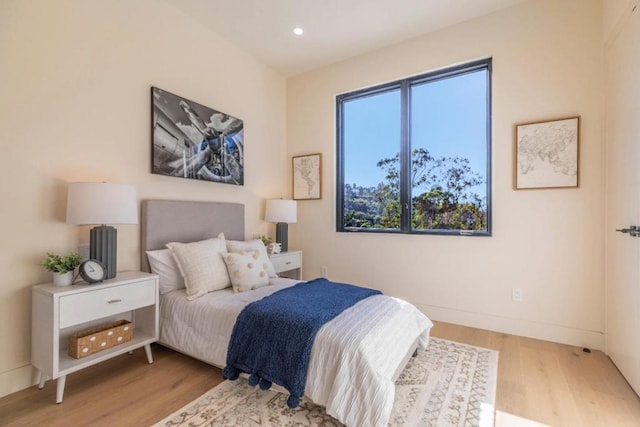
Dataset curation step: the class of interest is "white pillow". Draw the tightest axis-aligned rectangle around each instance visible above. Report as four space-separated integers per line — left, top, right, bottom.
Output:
166 235 230 300
222 250 270 293
226 239 277 278
146 249 185 294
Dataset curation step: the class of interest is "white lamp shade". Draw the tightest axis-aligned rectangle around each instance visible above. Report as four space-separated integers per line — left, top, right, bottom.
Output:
66 182 138 225
265 199 297 224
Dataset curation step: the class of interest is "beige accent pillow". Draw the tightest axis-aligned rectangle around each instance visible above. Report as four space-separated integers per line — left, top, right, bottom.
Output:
222 250 270 293
166 234 230 300
226 239 277 278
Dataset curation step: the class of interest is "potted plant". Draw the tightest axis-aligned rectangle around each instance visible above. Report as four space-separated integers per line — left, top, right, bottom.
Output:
258 235 273 247
42 252 83 286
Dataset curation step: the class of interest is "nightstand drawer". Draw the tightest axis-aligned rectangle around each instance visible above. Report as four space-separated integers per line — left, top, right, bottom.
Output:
271 252 302 274
59 280 156 328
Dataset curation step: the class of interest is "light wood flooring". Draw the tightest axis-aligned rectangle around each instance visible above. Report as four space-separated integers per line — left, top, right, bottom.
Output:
1 321 639 426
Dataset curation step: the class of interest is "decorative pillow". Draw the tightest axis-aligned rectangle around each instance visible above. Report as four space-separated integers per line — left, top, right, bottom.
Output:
146 249 185 295
226 239 277 278
166 235 230 300
222 250 270 293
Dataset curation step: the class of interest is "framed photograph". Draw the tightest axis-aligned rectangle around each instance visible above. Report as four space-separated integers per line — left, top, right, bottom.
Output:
151 87 244 185
514 116 580 190
293 153 322 200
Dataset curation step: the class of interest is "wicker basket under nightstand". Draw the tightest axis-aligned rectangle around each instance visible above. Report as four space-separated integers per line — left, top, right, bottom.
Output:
68 320 133 359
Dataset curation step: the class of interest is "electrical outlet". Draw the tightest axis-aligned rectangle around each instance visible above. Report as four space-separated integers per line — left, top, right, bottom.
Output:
320 266 328 278
512 288 523 302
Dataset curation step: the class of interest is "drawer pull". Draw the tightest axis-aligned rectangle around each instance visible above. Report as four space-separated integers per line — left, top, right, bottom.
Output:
107 299 122 304
285 261 292 265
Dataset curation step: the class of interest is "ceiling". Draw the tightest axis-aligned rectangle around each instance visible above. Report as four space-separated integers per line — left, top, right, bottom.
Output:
166 0 526 77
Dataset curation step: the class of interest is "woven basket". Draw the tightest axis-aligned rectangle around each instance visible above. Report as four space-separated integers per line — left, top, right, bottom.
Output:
69 320 133 359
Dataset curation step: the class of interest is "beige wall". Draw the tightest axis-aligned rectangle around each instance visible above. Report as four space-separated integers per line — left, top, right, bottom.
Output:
603 0 638 43
0 0 287 397
287 0 605 348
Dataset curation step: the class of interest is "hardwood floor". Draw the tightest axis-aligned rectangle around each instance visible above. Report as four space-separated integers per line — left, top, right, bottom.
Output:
0 346 223 427
1 321 639 426
431 322 640 427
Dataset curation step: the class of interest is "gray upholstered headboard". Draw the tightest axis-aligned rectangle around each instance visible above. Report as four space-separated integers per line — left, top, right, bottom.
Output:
140 199 245 272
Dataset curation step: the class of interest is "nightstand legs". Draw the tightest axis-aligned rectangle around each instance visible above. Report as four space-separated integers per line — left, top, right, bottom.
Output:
56 375 66 403
144 344 153 364
35 369 63 403
36 369 46 389
40 345 152 404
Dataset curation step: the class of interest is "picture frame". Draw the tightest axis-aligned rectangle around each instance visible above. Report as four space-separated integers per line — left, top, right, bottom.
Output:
292 153 322 200
151 87 244 186
514 116 580 190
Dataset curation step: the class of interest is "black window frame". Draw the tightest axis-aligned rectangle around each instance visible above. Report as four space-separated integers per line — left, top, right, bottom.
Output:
336 58 492 236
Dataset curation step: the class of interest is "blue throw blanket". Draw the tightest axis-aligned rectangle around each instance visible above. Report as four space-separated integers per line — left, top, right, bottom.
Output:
223 278 382 408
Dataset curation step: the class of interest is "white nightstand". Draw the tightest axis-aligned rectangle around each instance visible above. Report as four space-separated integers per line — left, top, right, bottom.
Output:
270 250 303 280
31 271 159 403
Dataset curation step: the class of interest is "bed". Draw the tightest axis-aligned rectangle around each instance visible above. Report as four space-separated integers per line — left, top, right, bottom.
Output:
140 199 433 427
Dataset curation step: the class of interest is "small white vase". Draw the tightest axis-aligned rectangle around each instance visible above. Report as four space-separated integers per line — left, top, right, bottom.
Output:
53 271 74 286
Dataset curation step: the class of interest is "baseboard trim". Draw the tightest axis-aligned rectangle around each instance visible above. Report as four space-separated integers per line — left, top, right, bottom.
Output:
0 364 37 399
417 303 604 350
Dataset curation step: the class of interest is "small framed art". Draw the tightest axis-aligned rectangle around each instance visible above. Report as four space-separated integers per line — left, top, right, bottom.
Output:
514 116 580 190
292 153 322 200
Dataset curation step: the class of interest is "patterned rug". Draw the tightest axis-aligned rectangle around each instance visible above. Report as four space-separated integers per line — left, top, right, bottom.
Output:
153 338 499 427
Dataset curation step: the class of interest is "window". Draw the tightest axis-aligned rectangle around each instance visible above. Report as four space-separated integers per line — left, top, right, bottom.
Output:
336 59 492 235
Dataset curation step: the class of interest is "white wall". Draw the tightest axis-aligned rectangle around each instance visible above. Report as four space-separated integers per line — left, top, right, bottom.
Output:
287 0 605 348
0 0 287 397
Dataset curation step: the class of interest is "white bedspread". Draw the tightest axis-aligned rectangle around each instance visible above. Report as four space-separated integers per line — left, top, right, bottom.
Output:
159 278 433 427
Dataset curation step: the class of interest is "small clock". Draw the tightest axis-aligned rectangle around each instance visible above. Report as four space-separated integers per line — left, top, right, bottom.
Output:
79 259 106 284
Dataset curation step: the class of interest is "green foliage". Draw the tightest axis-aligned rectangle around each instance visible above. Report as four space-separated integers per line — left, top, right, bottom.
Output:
375 185 400 229
412 187 486 230
343 183 384 228
258 235 273 246
41 252 83 273
343 147 487 231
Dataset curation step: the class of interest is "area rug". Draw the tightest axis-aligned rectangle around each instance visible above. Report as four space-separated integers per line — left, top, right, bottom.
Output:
153 338 499 427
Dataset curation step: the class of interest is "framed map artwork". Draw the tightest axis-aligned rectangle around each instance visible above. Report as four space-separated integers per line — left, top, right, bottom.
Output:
514 116 580 190
293 153 322 200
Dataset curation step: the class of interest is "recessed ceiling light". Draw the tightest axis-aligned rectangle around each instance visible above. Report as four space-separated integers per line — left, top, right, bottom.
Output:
293 27 304 36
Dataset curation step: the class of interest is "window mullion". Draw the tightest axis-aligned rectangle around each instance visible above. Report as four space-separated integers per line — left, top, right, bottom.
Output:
399 81 411 233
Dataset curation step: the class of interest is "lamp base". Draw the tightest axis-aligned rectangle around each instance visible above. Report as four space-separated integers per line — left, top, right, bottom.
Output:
90 225 117 280
275 222 288 252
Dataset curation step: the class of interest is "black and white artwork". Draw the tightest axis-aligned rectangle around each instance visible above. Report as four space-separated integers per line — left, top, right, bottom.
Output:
151 87 244 185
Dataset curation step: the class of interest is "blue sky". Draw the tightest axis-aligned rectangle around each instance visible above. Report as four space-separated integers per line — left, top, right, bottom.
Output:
343 69 488 196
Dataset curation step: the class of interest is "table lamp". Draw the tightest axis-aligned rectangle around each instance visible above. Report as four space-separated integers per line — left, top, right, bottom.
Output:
66 182 138 279
265 199 297 252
